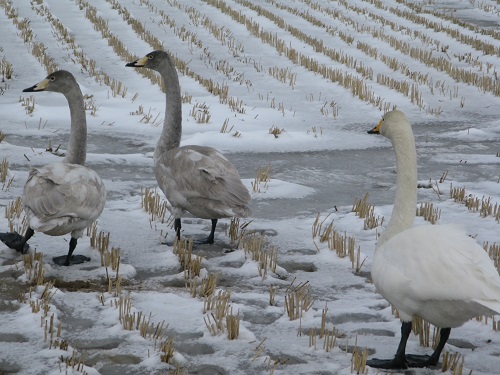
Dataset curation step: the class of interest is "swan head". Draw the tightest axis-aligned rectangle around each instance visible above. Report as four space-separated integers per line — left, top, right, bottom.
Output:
367 110 410 139
23 70 78 94
126 50 170 72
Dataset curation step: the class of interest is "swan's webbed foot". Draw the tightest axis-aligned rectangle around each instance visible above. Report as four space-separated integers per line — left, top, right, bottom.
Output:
366 354 438 369
366 356 407 369
53 254 91 266
0 232 30 254
405 327 450 368
193 236 214 245
405 354 438 368
368 321 410 370
163 236 213 246
53 237 88 266
167 219 218 245
368 325 450 369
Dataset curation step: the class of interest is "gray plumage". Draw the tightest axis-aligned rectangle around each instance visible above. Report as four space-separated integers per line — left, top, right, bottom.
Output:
126 51 250 244
23 163 105 238
0 71 106 266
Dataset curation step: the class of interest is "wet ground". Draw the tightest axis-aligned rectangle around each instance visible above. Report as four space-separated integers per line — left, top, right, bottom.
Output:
1 117 499 374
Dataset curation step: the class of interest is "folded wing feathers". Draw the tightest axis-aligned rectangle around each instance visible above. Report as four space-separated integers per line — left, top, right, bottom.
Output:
23 164 106 222
158 146 250 216
393 225 500 306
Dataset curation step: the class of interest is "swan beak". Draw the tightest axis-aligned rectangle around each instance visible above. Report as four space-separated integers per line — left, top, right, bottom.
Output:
367 119 383 134
23 78 49 92
126 56 148 67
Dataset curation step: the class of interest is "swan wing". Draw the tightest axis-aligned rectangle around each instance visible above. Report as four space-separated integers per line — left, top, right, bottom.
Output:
156 146 251 216
375 225 500 314
24 163 106 223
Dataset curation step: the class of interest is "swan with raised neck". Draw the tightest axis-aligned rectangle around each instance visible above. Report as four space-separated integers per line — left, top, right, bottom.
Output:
366 109 500 369
126 50 251 244
368 110 417 247
0 70 106 266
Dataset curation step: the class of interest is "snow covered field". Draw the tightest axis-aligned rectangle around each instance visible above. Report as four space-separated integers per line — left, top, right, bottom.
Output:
0 0 499 374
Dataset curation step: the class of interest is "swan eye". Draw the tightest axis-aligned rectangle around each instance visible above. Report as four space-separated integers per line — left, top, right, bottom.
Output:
148 55 153 59
50 76 55 81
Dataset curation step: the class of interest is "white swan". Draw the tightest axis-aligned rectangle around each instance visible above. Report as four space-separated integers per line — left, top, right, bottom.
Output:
0 71 106 266
126 51 251 244
366 110 500 369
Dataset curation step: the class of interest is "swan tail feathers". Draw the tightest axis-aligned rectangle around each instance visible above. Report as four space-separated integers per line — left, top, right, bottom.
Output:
474 299 500 315
233 206 252 218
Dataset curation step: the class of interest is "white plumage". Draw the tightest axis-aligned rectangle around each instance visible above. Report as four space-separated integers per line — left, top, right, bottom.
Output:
126 51 251 244
373 224 500 327
0 70 106 266
367 110 500 369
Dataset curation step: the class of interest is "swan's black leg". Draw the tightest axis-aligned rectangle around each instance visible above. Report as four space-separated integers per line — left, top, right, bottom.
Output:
406 327 451 367
194 219 218 245
21 227 34 253
65 237 78 265
174 218 182 241
20 227 34 254
53 237 90 266
160 219 182 246
24 227 35 243
207 219 217 244
367 321 411 369
0 227 33 254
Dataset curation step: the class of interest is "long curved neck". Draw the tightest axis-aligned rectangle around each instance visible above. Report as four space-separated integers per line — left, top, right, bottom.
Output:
63 85 87 165
378 128 417 246
154 54 182 162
